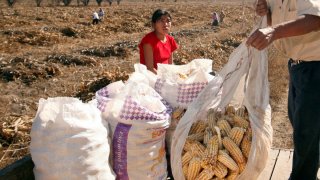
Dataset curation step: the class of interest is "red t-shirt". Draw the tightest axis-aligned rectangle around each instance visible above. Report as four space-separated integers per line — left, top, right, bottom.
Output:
139 31 178 69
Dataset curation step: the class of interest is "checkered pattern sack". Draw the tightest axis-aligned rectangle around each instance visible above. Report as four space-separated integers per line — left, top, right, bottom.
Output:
30 97 115 180
156 59 214 108
100 73 172 180
171 36 272 179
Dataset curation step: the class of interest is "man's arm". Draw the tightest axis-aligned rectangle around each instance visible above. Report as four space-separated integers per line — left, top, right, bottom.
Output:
246 14 320 50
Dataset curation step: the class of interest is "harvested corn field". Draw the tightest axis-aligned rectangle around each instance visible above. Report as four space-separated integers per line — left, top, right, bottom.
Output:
0 0 292 169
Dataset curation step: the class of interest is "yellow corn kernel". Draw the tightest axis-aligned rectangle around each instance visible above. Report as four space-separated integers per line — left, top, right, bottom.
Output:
187 157 202 180
217 150 239 171
195 168 215 180
233 115 249 129
222 137 246 165
217 119 232 136
212 162 228 179
241 134 251 159
182 151 193 166
229 127 245 146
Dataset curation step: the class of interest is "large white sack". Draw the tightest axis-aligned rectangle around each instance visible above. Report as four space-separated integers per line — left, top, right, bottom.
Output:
30 97 115 180
99 73 172 180
171 32 273 180
135 59 214 108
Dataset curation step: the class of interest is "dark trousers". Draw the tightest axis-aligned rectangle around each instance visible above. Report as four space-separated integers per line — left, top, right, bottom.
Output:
288 59 320 180
92 19 99 25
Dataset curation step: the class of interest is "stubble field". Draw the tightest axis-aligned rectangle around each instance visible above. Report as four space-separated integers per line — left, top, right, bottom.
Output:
0 0 292 169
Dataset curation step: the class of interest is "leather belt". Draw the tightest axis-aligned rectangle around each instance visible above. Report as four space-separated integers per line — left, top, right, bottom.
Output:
290 59 305 67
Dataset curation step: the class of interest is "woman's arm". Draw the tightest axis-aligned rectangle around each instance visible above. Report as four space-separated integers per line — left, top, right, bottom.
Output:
143 44 157 74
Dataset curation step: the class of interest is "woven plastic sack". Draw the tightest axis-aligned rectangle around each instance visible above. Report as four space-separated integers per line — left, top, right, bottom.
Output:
171 35 273 180
30 97 115 180
135 59 214 108
99 72 172 180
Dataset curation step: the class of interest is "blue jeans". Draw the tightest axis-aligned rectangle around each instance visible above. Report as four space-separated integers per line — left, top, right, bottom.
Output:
288 59 320 180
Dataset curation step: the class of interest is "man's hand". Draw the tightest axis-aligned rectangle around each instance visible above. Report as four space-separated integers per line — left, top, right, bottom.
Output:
256 0 268 16
246 27 276 50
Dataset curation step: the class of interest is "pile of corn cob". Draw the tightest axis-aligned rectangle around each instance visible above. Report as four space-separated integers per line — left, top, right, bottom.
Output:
181 105 252 180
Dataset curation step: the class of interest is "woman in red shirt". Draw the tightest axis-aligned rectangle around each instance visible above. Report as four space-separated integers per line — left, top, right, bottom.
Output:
139 9 178 74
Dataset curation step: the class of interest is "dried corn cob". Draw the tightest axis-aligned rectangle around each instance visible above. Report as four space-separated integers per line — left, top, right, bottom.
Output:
240 134 251 159
172 108 185 120
235 106 246 117
203 135 219 165
183 164 189 178
189 120 206 135
203 127 213 145
217 150 239 171
207 109 217 130
217 119 232 136
212 162 228 179
239 161 246 173
187 157 202 180
226 105 235 115
195 168 215 180
233 115 249 129
183 139 194 152
226 171 239 180
229 127 245 146
214 126 223 149
190 141 206 157
222 137 246 165
187 132 205 142
182 151 193 166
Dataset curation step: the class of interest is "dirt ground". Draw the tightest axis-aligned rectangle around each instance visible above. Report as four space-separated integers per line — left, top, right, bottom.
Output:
0 0 292 169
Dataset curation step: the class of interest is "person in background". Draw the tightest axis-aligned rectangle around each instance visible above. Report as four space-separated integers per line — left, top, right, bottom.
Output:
212 12 220 26
246 0 320 179
92 11 99 25
98 8 105 22
139 9 178 74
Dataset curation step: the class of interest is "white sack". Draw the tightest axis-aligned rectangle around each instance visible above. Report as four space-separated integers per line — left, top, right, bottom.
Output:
171 37 273 180
30 97 115 180
135 59 214 108
99 73 172 180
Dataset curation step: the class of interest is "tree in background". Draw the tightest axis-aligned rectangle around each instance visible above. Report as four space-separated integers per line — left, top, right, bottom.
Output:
63 0 72 6
82 0 90 6
116 0 121 5
7 0 17 7
96 0 103 6
35 0 43 7
107 0 112 6
51 0 60 6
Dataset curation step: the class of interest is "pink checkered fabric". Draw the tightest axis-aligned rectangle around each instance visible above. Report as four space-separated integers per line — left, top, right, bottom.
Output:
177 82 208 104
154 79 165 95
120 96 172 121
96 87 110 112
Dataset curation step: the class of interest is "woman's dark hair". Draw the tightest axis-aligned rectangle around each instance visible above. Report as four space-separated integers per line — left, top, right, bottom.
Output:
151 9 172 23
